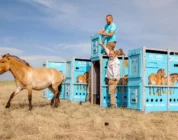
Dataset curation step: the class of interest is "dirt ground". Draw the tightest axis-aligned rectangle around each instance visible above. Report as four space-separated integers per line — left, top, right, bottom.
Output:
0 81 178 140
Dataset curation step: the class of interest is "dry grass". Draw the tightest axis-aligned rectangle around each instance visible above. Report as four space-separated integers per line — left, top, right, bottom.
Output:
0 82 178 140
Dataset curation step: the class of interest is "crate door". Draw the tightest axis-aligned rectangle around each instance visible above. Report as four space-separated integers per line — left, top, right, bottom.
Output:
91 34 106 61
169 53 178 111
116 58 128 107
145 51 168 112
73 60 91 102
65 61 72 100
128 51 142 110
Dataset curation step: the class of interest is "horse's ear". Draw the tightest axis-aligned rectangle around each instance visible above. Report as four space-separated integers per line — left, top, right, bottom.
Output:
6 55 10 60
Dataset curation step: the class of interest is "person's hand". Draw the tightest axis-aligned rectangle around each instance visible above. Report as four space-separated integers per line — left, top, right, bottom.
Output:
98 30 104 35
99 43 104 47
109 80 114 85
99 31 104 35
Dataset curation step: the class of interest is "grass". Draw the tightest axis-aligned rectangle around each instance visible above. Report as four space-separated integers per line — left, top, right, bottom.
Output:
0 80 14 85
0 82 178 140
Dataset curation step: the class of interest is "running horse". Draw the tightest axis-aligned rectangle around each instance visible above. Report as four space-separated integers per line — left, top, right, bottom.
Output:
0 54 65 110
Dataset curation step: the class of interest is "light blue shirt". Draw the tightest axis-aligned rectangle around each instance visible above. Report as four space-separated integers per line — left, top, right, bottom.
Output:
104 23 117 43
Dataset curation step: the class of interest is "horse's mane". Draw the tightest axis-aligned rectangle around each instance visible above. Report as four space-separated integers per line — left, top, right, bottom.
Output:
157 68 164 73
2 54 31 67
170 73 178 76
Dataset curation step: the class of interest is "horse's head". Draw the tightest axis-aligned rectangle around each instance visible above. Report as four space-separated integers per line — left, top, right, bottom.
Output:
0 54 11 74
157 68 166 77
114 49 125 56
173 75 178 82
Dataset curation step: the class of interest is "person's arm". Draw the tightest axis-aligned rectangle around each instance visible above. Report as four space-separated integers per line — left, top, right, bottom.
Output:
100 24 116 37
99 43 109 56
100 30 114 37
98 28 105 34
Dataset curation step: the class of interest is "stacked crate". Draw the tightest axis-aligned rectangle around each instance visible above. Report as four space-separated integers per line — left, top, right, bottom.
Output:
128 47 178 112
42 60 66 99
91 34 128 107
65 57 92 102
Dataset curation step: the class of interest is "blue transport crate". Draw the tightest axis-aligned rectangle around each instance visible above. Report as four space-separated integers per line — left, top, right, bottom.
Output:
168 51 178 111
65 57 92 102
91 55 128 107
128 47 178 112
91 34 107 61
42 60 66 99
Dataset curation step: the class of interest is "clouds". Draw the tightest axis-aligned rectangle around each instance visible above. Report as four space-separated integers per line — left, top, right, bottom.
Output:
37 42 91 59
0 47 24 55
22 55 64 68
0 0 178 72
133 0 172 9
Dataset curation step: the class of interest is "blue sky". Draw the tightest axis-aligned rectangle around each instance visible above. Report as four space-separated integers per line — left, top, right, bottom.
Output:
0 0 178 79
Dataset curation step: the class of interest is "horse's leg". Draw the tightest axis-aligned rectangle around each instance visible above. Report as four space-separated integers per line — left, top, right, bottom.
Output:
5 88 23 108
157 88 161 96
149 87 151 95
48 86 55 106
51 83 61 107
153 87 155 95
159 88 161 96
156 88 159 95
54 91 60 107
27 87 32 111
162 87 164 94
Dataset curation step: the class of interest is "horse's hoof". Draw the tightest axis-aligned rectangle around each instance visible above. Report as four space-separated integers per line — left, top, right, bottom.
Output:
5 103 10 108
50 100 54 106
29 106 32 111
52 104 58 108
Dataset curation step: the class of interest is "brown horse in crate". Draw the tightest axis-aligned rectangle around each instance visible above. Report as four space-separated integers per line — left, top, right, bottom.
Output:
161 73 178 94
118 75 128 85
148 68 166 96
77 72 89 83
114 49 125 56
0 54 65 110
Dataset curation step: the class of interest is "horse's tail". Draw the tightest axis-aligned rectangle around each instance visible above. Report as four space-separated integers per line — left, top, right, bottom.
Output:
58 83 62 93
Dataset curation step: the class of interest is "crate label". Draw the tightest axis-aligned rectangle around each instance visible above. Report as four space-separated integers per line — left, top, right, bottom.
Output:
78 62 88 65
170 56 178 62
149 54 163 61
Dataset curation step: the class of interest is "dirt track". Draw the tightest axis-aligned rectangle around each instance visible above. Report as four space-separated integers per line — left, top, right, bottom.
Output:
0 81 178 140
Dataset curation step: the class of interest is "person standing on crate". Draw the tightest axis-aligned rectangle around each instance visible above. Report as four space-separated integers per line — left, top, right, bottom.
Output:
99 42 120 107
98 14 117 51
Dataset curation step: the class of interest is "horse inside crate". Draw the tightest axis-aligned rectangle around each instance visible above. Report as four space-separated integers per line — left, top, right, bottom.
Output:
65 58 91 102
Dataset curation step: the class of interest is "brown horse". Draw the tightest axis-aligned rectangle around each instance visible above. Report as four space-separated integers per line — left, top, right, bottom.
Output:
161 74 178 85
148 68 166 95
77 72 89 83
114 49 125 56
0 54 65 110
161 73 178 94
118 75 128 85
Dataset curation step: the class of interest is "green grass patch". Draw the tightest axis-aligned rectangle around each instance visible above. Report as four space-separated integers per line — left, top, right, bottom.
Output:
0 80 14 85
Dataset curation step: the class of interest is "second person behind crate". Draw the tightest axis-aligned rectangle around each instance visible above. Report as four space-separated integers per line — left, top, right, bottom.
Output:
100 43 120 107
98 14 117 51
